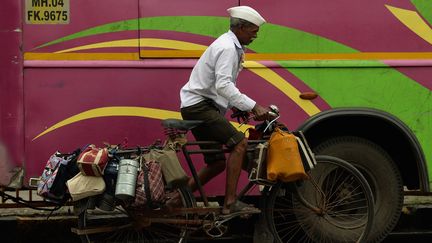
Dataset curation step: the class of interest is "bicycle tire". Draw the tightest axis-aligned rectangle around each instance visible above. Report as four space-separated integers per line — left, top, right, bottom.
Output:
266 155 374 243
76 186 195 243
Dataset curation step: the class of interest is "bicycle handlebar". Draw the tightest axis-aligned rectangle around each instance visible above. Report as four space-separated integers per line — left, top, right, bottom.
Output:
231 104 280 125
230 110 250 119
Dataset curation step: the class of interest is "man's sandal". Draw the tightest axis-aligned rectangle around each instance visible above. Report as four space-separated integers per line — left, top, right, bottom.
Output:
221 200 261 215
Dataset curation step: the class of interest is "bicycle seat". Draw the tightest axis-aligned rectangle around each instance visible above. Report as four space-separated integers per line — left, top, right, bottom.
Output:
162 119 203 131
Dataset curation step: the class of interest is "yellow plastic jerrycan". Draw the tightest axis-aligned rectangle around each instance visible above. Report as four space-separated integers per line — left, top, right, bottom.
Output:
266 127 308 182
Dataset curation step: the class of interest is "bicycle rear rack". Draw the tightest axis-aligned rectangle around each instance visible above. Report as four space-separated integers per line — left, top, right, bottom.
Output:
0 186 70 211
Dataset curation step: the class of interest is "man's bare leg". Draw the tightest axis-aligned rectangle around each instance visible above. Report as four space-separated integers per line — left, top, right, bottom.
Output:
166 160 225 208
187 160 226 192
224 138 248 211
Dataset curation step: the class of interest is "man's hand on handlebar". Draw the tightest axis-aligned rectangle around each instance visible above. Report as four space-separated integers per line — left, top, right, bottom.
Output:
231 104 278 124
252 104 270 121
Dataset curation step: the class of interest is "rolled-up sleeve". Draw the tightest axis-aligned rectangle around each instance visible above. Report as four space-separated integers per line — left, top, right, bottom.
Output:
214 48 256 111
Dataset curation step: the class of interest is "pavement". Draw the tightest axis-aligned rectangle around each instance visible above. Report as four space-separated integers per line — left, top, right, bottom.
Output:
2 190 432 243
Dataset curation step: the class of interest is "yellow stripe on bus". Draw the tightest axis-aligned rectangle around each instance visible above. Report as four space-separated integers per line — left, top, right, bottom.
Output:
246 61 320 116
386 5 432 46
55 38 207 53
32 106 252 140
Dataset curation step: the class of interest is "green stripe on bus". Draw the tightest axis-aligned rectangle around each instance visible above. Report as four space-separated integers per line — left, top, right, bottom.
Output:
412 0 432 26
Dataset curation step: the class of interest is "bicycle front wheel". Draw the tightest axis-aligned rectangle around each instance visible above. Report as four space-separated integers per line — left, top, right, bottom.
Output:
76 186 195 243
266 155 374 243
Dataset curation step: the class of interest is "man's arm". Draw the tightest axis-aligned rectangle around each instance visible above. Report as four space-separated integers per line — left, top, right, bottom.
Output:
214 48 255 111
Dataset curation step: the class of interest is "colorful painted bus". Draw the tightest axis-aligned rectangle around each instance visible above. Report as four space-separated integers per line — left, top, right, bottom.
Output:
1 0 432 241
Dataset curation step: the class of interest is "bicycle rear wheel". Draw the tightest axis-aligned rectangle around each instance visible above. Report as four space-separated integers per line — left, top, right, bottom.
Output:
76 186 195 243
266 155 374 243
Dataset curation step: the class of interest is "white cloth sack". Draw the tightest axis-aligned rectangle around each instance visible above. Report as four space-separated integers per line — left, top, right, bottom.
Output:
66 172 105 201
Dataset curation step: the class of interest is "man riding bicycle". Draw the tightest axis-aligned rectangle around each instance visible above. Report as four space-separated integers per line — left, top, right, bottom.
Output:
177 6 269 215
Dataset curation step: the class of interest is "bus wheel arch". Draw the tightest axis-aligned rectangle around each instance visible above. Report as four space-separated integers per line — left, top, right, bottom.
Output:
296 108 428 242
297 108 428 191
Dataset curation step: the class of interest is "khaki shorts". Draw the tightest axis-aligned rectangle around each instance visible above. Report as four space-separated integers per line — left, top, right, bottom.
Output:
181 100 245 164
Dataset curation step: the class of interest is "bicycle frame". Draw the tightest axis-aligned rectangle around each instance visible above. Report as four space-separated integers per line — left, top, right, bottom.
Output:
180 139 267 207
74 121 374 242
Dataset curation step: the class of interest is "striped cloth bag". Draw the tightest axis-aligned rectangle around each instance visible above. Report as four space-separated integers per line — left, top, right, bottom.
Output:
131 159 165 209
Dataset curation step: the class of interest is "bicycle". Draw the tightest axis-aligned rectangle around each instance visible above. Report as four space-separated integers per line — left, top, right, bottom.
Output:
72 105 374 243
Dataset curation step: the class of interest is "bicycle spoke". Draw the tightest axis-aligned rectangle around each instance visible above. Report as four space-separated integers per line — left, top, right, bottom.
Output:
77 187 195 243
266 155 374 243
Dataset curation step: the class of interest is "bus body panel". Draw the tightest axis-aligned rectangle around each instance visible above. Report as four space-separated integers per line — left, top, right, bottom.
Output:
243 0 432 52
0 0 430 193
0 0 23 186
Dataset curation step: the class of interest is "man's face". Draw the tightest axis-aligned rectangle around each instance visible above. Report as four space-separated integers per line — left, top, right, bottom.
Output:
238 24 260 45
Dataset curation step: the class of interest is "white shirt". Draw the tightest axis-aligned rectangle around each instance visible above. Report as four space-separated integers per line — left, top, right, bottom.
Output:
180 30 256 114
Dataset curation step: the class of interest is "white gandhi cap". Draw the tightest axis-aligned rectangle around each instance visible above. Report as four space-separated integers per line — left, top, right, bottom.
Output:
227 6 266 27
